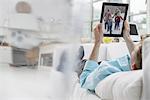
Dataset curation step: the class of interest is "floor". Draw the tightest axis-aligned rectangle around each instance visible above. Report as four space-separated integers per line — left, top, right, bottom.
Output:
0 64 53 100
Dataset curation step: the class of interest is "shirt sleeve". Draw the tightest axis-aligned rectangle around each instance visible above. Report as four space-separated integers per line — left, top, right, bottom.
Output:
107 54 131 71
79 60 98 87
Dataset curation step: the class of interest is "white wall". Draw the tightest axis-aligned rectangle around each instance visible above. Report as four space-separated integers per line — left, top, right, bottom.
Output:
0 0 72 27
0 0 92 43
0 0 69 22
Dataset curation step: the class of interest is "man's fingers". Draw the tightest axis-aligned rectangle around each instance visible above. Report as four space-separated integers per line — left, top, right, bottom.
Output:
94 23 103 34
124 20 130 31
124 20 129 28
94 24 100 33
98 23 102 29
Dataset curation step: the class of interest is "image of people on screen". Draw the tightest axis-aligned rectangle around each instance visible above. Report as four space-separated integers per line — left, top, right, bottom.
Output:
113 8 124 30
102 6 126 35
104 9 113 33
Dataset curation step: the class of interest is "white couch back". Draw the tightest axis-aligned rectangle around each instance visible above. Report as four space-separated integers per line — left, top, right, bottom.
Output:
82 42 129 61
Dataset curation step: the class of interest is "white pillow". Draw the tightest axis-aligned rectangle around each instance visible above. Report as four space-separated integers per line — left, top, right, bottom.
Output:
95 70 142 100
95 72 123 100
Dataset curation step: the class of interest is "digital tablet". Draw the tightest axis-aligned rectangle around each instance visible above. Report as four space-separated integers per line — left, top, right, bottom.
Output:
100 2 129 37
130 23 138 35
129 23 140 42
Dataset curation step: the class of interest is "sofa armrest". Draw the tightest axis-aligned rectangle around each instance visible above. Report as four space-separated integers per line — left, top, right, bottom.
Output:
142 37 150 100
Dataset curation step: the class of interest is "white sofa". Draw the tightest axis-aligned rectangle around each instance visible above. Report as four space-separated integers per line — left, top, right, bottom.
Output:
53 43 143 100
142 37 150 100
82 42 130 60
52 42 143 100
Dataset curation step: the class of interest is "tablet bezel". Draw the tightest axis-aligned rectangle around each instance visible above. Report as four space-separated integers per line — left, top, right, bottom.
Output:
100 2 129 37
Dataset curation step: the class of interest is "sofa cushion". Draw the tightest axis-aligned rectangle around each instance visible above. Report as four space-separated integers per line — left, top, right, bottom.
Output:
95 70 142 100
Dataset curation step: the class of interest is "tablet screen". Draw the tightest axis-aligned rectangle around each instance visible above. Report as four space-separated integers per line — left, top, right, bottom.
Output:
100 3 128 37
130 24 138 35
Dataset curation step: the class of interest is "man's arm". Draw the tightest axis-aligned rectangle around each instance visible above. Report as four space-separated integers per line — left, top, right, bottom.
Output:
89 24 103 61
123 21 135 55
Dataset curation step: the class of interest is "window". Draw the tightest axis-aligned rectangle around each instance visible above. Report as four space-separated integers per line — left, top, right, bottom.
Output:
93 0 107 21
130 14 147 34
92 0 108 41
129 0 147 35
80 1 93 43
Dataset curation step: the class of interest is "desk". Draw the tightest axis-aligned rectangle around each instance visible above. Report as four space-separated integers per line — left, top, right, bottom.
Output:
0 46 12 64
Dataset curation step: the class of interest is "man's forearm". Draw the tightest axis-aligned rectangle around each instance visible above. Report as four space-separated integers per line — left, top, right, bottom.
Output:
123 21 135 55
91 23 103 61
89 42 101 61
124 35 135 55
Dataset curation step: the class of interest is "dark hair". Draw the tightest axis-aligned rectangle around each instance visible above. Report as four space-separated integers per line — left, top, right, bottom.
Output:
75 46 85 77
77 60 102 77
78 46 84 60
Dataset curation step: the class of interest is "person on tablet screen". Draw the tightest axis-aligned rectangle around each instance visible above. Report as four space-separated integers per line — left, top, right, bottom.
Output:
104 9 113 33
113 8 124 30
78 21 143 91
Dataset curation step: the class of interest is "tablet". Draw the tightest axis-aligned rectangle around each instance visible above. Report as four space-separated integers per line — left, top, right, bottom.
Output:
100 2 128 37
129 23 140 42
130 23 138 35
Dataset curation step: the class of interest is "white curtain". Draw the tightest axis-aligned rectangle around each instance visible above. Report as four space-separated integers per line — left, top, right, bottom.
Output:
147 0 150 34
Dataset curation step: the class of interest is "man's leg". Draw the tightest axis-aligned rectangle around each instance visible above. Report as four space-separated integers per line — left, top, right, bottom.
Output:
115 21 117 30
105 21 108 30
107 21 110 32
118 21 120 30
110 21 113 34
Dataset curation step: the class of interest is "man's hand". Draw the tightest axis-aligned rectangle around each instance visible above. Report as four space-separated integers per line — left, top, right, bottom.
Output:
123 20 130 40
94 23 103 44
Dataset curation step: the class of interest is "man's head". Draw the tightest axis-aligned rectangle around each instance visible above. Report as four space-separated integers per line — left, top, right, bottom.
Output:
131 43 142 70
132 34 150 70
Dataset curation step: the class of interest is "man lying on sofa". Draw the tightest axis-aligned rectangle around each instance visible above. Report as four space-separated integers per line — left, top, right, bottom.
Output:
79 21 142 91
